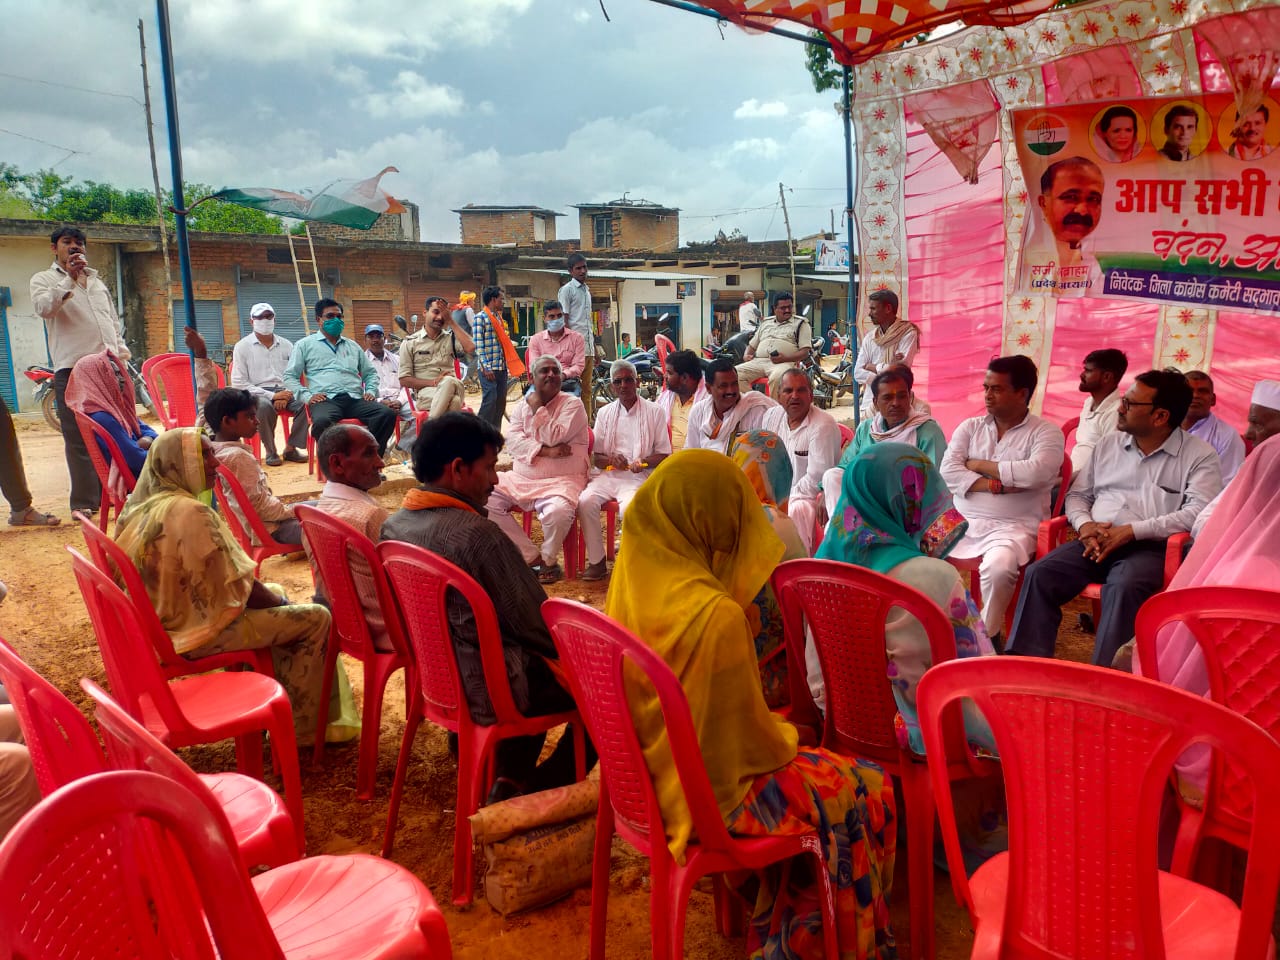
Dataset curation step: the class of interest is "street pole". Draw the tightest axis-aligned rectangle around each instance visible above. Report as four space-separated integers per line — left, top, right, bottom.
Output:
154 0 198 386
841 63 861 425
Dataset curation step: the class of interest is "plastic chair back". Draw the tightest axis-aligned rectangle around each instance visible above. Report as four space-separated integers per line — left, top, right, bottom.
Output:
1136 586 1280 832
295 506 410 662
540 598 741 860
771 558 967 767
142 353 223 430
918 657 1280 960
0 637 107 794
72 410 136 529
378 540 523 726
653 333 676 376
66 547 188 733
1051 451 1072 517
1062 415 1080 453
837 422 854 449
0 770 284 960
212 464 281 556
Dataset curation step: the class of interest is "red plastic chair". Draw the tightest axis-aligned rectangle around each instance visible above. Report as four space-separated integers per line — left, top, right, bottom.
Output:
541 598 839 960
142 352 221 429
85 677 300 870
918 657 1280 960
66 546 304 838
514 426 593 578
213 464 298 574
1061 414 1080 456
72 410 137 531
653 333 676 377
0 636 108 794
771 558 995 960
837 422 854 448
76 512 275 680
294 505 413 801
1134 586 1280 879
378 540 586 904
1037 515 1189 629
0 770 454 960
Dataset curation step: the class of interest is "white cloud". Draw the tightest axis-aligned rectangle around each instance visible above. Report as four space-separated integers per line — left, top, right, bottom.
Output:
572 8 591 24
731 137 781 160
357 72 464 118
734 99 788 119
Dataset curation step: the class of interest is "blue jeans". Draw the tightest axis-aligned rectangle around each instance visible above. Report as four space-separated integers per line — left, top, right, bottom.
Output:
478 369 508 430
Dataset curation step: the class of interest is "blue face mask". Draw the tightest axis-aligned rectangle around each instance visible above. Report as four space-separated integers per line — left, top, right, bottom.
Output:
321 316 345 338
546 317 566 333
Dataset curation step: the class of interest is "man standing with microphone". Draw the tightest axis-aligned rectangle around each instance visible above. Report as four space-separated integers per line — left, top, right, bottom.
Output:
30 227 132 515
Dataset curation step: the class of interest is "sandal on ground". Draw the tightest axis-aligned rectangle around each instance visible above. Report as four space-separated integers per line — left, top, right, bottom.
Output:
538 563 564 584
8 507 60 527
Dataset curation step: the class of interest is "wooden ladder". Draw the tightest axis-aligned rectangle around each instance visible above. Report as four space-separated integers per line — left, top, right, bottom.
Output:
288 224 323 335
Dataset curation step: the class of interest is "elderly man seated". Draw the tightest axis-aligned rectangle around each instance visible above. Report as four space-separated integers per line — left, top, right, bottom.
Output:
734 291 812 395
1008 369 1221 666
823 365 945 517
1183 370 1246 483
940 355 1065 647
1193 378 1280 537
398 296 475 422
486 355 589 583
576 359 671 581
525 300 585 396
762 368 841 554
686 357 776 455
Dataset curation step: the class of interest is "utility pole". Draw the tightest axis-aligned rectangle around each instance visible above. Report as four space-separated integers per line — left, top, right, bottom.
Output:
138 19 176 351
778 182 796 302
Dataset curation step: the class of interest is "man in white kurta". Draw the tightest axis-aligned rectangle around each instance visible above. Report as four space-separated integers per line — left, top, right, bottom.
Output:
1071 349 1127 472
762 368 842 555
486 356 589 582
853 289 920 418
577 360 672 581
940 356 1065 642
685 360 777 455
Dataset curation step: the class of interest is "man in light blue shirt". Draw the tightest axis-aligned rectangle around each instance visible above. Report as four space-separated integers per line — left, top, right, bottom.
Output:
283 299 396 455
557 253 595 416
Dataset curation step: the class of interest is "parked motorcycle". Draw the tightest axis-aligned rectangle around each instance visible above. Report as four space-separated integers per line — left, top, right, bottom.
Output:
26 358 158 429
812 344 855 410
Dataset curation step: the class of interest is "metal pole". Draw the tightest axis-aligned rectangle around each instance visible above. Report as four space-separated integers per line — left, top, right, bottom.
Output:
138 19 176 353
155 0 198 386
842 63 861 426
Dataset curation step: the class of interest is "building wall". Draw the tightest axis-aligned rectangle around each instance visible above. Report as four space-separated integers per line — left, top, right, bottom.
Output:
576 209 678 252
459 211 549 246
308 202 420 243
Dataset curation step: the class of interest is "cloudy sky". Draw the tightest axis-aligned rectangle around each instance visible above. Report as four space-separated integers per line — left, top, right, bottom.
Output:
1 0 854 245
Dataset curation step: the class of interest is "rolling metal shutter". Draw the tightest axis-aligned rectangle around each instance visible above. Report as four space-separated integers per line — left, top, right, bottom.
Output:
235 280 333 346
172 300 226 363
402 282 453 318
352 300 394 335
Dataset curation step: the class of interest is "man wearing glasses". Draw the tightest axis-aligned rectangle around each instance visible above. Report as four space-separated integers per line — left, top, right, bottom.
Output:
575 359 672 581
283 299 396 455
1008 369 1222 667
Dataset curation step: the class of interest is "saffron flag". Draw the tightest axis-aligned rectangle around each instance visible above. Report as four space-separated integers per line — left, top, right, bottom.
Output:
210 166 405 229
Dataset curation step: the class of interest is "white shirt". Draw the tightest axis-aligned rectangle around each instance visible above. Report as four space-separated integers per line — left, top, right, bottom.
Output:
1071 391 1122 472
30 262 130 371
738 300 760 331
1066 428 1222 541
854 324 920 412
762 404 843 501
365 348 406 404
941 412 1066 563
1185 412 1246 483
230 332 295 401
684 391 777 455
557 277 594 351
592 396 671 471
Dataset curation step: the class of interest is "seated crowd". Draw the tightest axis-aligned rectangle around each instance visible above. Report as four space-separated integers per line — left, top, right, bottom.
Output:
7 279 1280 960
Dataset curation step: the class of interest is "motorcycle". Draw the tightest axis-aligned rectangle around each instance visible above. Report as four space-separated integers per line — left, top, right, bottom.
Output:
26 359 158 429
812 342 855 410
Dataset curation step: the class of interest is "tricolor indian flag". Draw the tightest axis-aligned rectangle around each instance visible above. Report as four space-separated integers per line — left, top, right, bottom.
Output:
210 166 405 229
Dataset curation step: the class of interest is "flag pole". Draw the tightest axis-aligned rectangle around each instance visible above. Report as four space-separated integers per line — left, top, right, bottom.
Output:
155 0 199 386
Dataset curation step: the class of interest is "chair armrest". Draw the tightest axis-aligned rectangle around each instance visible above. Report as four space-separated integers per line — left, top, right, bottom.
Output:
1037 515 1070 559
1163 532 1190 586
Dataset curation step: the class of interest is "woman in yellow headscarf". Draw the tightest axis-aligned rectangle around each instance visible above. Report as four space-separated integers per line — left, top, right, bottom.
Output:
605 449 896 960
114 428 354 743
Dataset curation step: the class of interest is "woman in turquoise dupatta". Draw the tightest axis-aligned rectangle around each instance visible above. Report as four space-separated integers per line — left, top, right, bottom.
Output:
815 442 997 755
730 430 807 709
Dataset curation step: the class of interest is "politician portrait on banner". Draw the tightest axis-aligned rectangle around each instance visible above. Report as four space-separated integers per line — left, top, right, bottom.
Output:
1013 93 1280 315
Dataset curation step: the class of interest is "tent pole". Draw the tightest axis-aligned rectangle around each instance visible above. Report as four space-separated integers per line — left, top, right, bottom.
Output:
155 0 198 389
842 63 861 426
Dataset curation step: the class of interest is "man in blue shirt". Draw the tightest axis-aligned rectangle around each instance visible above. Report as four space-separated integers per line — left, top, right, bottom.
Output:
473 285 511 430
283 299 396 455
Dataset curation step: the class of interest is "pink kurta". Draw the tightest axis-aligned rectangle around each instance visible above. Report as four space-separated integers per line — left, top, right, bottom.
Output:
496 391 590 503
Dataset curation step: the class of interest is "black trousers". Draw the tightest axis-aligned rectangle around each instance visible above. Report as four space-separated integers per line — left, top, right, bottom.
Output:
54 368 101 511
307 394 396 455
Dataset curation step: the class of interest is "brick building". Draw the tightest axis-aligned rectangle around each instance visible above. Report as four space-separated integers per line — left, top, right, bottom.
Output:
306 200 421 243
452 204 563 245
573 197 679 252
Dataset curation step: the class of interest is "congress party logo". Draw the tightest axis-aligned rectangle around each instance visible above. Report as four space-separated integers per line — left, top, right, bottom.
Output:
1024 114 1070 156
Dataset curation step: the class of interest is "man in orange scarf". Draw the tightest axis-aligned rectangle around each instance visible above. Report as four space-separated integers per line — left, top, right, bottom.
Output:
473 285 525 430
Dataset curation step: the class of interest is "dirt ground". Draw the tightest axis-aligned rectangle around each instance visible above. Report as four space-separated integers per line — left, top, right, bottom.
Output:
0 406 1102 960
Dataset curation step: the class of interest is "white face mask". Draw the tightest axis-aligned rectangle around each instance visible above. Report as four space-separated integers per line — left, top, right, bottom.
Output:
253 315 275 335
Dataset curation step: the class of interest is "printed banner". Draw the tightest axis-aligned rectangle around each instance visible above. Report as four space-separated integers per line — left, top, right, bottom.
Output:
1012 94 1280 315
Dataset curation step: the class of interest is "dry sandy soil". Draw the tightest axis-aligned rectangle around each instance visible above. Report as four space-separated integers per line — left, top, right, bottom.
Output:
0 407 1102 960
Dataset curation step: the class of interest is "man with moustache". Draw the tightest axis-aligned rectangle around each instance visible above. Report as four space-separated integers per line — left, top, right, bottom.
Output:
1072 349 1128 472
1182 371 1246 483
684 357 777 455
30 227 131 513
1020 156 1106 297
230 303 310 466
763 368 842 554
655 349 707 449
1227 105 1273 160
399 296 475 421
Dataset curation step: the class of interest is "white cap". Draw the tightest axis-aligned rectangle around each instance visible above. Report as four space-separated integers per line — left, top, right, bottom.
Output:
250 302 275 318
1251 379 1280 412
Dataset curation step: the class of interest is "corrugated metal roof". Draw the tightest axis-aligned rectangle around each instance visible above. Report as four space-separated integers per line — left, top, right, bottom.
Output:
509 267 715 280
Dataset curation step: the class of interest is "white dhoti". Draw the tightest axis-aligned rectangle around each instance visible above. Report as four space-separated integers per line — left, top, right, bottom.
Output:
948 522 1035 639
576 471 648 566
487 487 578 568
822 466 845 520
788 495 821 556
